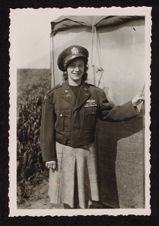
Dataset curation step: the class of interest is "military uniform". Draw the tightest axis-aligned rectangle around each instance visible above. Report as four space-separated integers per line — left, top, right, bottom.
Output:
41 80 137 161
40 80 137 208
40 45 138 208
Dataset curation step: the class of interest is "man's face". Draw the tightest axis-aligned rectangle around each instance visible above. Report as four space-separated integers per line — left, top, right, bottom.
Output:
67 58 85 83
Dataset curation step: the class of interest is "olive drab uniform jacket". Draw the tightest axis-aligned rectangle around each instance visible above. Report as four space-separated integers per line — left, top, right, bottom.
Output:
40 81 137 162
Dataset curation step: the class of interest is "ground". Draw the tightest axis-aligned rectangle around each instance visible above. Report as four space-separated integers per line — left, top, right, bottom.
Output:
18 177 51 209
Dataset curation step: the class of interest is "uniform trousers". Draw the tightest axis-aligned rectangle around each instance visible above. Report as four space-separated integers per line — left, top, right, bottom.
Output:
48 142 99 208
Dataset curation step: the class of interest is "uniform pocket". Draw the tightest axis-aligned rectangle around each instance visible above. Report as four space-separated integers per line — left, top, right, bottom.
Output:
55 111 71 132
84 107 97 131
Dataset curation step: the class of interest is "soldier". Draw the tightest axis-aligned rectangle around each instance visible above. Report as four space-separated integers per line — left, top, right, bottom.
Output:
40 45 144 209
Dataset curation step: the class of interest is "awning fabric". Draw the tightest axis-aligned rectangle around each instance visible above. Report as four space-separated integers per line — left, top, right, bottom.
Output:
51 16 144 35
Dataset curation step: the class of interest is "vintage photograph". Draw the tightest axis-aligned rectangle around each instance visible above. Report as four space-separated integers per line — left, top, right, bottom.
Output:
9 7 151 216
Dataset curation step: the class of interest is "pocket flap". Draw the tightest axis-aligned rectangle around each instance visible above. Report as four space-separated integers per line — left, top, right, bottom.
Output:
57 111 72 118
85 107 97 115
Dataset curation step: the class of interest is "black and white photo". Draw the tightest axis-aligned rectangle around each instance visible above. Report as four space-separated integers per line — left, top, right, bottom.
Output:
9 7 151 216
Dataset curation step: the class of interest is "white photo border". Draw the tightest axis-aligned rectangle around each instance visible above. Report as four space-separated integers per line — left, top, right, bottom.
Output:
9 6 151 216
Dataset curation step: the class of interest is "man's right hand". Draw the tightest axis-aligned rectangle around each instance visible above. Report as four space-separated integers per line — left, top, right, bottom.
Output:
45 161 57 171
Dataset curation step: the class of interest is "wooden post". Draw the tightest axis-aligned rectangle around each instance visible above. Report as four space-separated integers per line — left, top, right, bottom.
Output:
50 33 55 88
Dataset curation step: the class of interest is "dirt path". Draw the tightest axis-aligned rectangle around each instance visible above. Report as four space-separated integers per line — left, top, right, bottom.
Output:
18 178 54 209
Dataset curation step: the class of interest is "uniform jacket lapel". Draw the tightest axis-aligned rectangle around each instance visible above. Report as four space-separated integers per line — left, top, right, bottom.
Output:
60 81 91 110
61 81 76 106
74 83 91 111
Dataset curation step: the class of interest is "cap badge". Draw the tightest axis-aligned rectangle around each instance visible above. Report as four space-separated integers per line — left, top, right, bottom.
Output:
71 47 79 55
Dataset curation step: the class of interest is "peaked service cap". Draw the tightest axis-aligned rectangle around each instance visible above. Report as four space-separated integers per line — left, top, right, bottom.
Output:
57 45 89 71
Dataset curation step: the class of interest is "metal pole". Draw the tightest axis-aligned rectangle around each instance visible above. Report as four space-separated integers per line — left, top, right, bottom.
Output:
91 25 96 86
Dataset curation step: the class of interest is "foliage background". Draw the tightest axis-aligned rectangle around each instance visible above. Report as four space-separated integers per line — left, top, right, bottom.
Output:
17 69 51 208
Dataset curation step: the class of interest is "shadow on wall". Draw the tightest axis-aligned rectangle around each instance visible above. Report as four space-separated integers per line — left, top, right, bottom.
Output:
96 111 144 208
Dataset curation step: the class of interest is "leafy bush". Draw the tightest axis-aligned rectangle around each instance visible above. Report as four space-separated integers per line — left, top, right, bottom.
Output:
17 69 51 205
